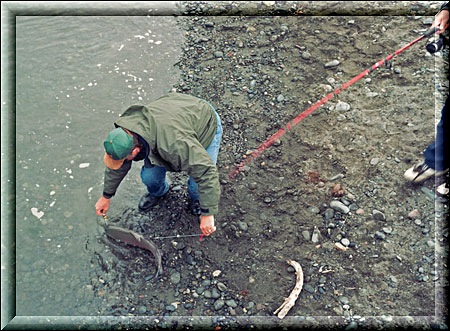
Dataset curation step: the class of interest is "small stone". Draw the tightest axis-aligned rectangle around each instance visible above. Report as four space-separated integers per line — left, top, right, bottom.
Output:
304 284 315 293
370 157 380 165
217 282 227 292
311 226 321 243
170 272 181 285
225 299 238 308
338 296 350 305
334 242 348 251
325 60 340 68
211 288 221 299
214 299 225 311
307 206 320 214
335 101 350 111
212 270 222 277
301 51 311 60
238 221 248 232
372 209 386 221
165 304 176 312
375 231 386 240
382 226 393 234
330 200 350 214
341 238 350 247
408 209 421 219
302 230 311 241
324 208 334 220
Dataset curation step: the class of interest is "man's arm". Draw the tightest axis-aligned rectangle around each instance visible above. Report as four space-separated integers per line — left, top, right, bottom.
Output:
95 160 132 215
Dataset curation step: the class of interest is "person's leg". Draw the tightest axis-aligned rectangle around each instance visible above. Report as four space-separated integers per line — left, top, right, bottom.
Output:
141 165 169 196
404 98 448 183
139 165 169 212
423 97 448 171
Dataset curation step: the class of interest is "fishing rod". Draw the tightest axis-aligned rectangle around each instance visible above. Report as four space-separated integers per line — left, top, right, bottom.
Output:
151 233 203 240
227 26 439 181
99 214 203 240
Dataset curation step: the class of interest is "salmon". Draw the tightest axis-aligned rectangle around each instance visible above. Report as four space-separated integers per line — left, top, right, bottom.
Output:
104 225 163 279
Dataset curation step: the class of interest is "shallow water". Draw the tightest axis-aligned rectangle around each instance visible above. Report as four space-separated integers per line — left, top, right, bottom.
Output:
15 12 183 316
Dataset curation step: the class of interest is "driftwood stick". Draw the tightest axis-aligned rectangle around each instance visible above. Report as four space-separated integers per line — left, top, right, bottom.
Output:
273 259 304 319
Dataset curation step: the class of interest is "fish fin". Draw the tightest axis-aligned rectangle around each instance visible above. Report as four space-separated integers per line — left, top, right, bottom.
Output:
132 232 143 242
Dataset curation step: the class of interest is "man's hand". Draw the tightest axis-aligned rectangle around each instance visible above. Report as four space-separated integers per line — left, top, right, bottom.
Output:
200 215 216 236
433 9 449 34
95 196 110 215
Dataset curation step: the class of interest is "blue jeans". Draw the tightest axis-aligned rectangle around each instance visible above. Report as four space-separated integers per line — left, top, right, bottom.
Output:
140 101 222 200
424 97 448 171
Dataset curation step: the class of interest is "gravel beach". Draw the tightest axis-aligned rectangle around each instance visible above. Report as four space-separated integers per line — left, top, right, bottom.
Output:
90 2 449 329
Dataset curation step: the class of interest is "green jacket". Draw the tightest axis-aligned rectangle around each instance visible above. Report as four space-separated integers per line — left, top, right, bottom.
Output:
103 93 220 215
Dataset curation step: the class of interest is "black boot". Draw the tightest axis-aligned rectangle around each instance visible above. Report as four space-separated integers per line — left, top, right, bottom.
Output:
138 193 163 212
189 200 201 216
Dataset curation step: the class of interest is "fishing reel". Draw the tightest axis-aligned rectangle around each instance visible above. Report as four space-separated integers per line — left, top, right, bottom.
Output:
426 34 449 54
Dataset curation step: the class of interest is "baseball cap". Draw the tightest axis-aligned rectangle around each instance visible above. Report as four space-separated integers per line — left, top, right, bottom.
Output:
103 127 134 170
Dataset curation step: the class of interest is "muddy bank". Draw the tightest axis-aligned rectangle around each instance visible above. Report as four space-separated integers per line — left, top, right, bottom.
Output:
89 2 448 330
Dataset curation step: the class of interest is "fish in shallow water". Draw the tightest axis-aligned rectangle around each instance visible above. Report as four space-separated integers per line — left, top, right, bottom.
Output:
104 225 163 279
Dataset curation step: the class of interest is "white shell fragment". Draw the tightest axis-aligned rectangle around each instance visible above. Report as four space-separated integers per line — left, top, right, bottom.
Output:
31 207 44 219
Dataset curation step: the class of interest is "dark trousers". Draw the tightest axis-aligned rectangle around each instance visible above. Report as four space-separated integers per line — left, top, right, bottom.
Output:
424 96 448 171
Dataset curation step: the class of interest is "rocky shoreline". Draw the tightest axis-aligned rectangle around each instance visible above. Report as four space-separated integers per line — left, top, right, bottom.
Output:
89 2 449 330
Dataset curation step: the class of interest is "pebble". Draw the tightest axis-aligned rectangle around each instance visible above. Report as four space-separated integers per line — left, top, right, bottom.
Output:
335 101 350 111
372 209 386 221
324 208 334 220
334 242 348 251
170 272 181 285
302 230 311 241
225 299 238 308
325 60 340 68
408 209 421 219
338 296 350 305
382 226 393 234
375 231 386 240
356 208 364 215
370 157 380 165
311 226 321 243
238 221 248 231
214 299 225 311
330 200 350 214
211 288 221 299
307 206 320 214
165 304 176 312
301 51 311 60
341 238 350 246
304 284 315 293
421 187 435 200
217 282 227 291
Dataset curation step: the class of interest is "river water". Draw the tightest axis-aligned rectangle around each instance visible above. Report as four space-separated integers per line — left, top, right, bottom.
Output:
14 5 184 318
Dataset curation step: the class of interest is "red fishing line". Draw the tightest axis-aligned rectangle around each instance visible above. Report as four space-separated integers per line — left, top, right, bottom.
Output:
227 27 437 181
